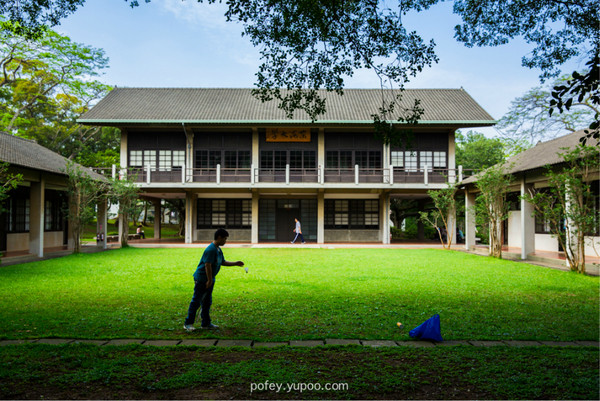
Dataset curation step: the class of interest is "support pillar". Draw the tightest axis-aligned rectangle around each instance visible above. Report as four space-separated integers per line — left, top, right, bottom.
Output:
120 129 128 178
251 192 259 244
185 192 195 244
29 178 45 257
153 199 162 239
96 198 108 249
520 179 535 259
381 192 391 244
465 191 477 250
317 191 324 244
417 200 426 241
448 203 457 245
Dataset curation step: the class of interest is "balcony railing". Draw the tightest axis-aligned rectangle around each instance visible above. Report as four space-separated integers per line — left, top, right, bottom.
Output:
97 164 476 186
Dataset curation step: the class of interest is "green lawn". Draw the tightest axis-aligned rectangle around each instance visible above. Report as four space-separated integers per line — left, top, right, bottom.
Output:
0 248 597 341
82 220 181 240
0 344 597 400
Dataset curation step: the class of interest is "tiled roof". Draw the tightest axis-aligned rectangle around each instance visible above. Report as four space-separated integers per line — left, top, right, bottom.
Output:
0 132 105 180
78 88 495 126
462 130 600 184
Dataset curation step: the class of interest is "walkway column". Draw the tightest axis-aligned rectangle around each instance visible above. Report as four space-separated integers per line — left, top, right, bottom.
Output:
318 128 325 172
96 198 108 249
465 190 477 250
252 128 259 181
183 125 194 183
153 199 161 239
317 191 324 244
520 178 535 259
417 199 426 241
120 129 128 178
29 177 45 257
381 192 391 244
251 191 259 244
185 192 195 244
448 203 457 245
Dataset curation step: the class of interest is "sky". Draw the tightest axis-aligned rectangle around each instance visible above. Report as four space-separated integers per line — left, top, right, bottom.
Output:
55 0 585 137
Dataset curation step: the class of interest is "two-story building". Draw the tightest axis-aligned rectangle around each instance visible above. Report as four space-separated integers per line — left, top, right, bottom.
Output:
78 88 495 244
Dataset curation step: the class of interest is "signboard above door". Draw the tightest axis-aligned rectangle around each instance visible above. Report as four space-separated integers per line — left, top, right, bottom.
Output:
266 128 311 142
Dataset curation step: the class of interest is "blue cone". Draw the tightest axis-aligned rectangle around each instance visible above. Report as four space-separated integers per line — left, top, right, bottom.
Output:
409 314 443 342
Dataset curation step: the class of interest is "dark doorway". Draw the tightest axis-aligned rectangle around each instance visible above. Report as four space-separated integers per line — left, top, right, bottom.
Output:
276 202 299 242
0 210 6 253
259 199 317 242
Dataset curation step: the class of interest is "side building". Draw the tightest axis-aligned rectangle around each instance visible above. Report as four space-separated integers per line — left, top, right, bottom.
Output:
0 132 107 258
78 88 495 244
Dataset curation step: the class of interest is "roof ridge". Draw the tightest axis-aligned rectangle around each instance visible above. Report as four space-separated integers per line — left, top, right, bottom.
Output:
111 87 467 91
0 131 36 144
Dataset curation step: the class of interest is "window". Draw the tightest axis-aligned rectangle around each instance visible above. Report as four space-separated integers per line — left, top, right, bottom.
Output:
326 151 338 168
355 151 368 168
129 150 143 167
325 199 379 229
260 151 273 169
158 150 172 171
340 151 353 168
290 151 302 169
433 151 446 168
6 189 30 233
44 191 65 232
172 150 185 169
238 151 251 168
420 151 433 172
274 151 286 169
391 151 403 167
212 200 226 226
197 199 251 229
405 151 417 172
143 150 156 169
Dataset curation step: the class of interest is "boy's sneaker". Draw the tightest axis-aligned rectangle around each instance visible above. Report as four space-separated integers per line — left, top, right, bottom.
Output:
201 323 219 330
183 324 196 332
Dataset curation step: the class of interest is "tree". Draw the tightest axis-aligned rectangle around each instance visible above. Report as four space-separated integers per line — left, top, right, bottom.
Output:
65 161 109 253
550 53 600 145
455 131 508 172
524 145 600 274
0 23 112 165
108 176 141 247
473 162 514 258
419 183 458 249
2 0 598 134
0 161 22 212
498 75 597 145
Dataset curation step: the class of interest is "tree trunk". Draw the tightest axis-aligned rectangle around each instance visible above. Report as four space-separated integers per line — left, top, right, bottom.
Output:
120 211 129 247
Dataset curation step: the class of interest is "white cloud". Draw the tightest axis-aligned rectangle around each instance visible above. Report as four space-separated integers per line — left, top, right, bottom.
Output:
157 0 230 30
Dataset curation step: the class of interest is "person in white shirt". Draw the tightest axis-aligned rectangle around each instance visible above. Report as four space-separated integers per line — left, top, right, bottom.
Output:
291 218 305 244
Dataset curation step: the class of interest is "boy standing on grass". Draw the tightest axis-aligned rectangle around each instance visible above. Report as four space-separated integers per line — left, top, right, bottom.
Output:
184 228 244 331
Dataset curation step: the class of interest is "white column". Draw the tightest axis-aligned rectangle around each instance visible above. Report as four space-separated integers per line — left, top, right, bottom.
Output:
465 190 477 250
120 130 128 179
520 178 535 259
185 192 194 244
184 126 194 183
285 164 290 184
251 192 259 244
355 165 359 185
381 192 391 244
448 130 456 184
317 191 324 244
252 128 259 183
29 178 45 257
153 199 161 239
448 203 457 245
96 198 108 249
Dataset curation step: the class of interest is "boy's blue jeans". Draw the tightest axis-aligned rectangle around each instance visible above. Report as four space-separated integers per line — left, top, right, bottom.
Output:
184 279 214 327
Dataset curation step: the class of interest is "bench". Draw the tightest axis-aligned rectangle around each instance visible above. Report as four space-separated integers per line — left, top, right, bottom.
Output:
105 234 141 242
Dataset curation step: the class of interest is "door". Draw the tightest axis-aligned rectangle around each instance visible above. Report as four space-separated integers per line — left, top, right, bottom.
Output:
0 209 6 253
276 200 300 242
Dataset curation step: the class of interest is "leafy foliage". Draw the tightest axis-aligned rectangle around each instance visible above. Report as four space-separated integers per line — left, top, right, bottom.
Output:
0 161 22 213
419 183 458 248
498 74 597 145
550 53 600 145
0 22 113 165
455 131 508 172
474 162 514 258
108 175 141 247
524 145 600 274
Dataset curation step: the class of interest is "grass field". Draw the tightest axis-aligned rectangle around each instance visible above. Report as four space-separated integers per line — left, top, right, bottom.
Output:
0 247 597 341
0 344 597 400
0 247 598 400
